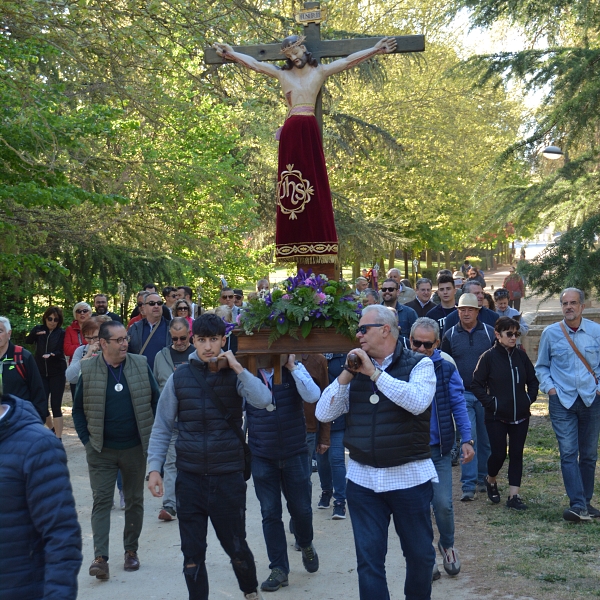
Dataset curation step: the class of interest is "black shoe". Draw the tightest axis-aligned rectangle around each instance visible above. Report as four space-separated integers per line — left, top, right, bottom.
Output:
587 504 600 518
301 544 319 573
318 490 333 509
432 565 441 581
506 495 528 510
563 507 592 522
485 477 501 504
260 568 288 592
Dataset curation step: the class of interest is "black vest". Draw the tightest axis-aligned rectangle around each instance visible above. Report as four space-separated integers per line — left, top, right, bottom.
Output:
344 342 431 468
174 362 244 475
245 370 306 460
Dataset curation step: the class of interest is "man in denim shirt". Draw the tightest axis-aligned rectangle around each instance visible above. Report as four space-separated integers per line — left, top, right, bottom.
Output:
535 288 600 523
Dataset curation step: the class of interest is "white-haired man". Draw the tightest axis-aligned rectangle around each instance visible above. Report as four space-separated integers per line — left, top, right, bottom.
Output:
317 304 437 599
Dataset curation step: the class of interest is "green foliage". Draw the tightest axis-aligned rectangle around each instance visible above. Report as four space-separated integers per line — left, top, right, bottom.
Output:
239 271 361 346
520 214 600 298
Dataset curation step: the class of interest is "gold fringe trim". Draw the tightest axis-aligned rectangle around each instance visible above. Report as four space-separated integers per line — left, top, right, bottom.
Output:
276 255 337 265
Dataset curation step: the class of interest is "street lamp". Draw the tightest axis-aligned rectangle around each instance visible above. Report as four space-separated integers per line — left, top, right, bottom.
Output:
542 145 563 160
118 279 127 321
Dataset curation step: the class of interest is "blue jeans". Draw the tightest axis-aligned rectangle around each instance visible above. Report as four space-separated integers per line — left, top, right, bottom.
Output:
176 469 258 600
306 431 316 475
316 429 347 504
461 391 490 492
347 479 435 600
430 446 454 549
549 394 600 509
251 453 313 574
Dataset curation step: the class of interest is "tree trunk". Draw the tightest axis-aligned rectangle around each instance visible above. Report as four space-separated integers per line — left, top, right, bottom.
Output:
426 248 433 269
353 260 361 280
403 249 410 279
388 247 395 270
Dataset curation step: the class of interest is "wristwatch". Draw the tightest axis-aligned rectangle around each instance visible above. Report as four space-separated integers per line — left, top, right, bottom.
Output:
465 439 475 447
370 368 383 382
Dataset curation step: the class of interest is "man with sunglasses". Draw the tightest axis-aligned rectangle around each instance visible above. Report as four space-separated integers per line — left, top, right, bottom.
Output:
409 318 473 580
219 287 236 309
129 292 173 370
129 283 172 322
380 278 418 343
316 304 437 600
163 286 179 318
152 318 195 522
441 294 495 502
73 320 160 580
386 268 416 305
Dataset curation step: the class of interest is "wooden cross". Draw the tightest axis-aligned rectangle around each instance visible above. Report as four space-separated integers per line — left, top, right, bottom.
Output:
204 1 425 137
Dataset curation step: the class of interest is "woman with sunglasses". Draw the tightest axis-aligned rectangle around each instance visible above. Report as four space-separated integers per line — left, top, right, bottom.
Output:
174 299 194 330
25 306 67 438
65 301 93 360
472 317 539 510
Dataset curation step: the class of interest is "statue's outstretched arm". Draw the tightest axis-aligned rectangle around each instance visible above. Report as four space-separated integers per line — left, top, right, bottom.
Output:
320 37 397 77
212 43 281 78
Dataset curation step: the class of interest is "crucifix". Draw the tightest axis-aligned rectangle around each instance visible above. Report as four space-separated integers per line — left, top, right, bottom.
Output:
206 1 425 279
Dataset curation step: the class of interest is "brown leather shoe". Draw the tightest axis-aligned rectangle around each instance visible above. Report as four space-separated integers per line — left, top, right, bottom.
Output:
124 550 140 571
89 556 110 579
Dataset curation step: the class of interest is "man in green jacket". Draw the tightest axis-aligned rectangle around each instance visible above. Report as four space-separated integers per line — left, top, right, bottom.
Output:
73 320 160 580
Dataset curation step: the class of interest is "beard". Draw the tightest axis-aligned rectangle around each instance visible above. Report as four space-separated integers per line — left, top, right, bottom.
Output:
95 306 108 314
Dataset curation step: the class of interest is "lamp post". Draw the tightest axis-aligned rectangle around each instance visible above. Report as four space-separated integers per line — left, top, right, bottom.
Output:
541 145 564 160
118 279 127 321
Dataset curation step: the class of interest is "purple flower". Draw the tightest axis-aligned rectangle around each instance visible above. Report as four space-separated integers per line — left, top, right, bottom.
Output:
277 314 286 324
264 293 273 307
282 294 290 300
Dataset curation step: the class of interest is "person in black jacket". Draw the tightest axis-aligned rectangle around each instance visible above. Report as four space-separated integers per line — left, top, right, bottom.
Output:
472 317 539 510
0 392 82 600
0 316 46 423
25 306 67 438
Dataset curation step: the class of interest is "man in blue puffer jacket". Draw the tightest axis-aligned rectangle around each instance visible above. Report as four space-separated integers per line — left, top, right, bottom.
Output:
410 318 473 581
0 392 82 599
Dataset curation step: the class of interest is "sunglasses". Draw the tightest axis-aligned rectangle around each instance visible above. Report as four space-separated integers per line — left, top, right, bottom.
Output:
46 317 59 322
221 295 234 300
172 335 189 342
356 324 384 335
411 338 435 349
381 287 397 292
503 331 521 338
76 309 90 314
145 300 164 306
176 306 189 311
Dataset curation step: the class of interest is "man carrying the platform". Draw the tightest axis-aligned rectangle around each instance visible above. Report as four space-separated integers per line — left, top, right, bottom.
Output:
316 304 437 600
213 35 397 264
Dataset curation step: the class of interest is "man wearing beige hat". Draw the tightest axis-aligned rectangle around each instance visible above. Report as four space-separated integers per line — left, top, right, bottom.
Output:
441 294 495 501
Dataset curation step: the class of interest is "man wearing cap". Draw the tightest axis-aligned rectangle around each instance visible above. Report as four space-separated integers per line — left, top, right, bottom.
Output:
442 281 499 332
232 289 246 320
441 294 495 501
386 268 416 305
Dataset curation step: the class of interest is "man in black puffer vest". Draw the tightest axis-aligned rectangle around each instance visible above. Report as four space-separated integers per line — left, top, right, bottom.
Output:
245 353 321 593
147 314 272 600
316 304 437 600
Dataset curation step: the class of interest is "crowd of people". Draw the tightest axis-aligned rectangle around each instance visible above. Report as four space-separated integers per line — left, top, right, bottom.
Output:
1 269 599 600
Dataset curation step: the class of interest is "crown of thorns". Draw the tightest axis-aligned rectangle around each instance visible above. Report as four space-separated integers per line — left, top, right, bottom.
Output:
280 35 306 56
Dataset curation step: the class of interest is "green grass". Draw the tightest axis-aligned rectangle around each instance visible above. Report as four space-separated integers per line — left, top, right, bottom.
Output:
474 400 600 598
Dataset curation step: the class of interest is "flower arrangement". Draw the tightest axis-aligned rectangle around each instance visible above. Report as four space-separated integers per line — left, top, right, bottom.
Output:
238 269 362 346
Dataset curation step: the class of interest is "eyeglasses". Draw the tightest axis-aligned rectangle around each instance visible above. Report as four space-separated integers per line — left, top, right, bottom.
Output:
234 295 242 299
503 331 521 338
76 309 90 314
46 317 59 322
85 335 99 342
176 306 189 311
171 335 189 342
381 287 397 293
221 295 234 300
411 338 435 349
145 300 164 306
356 324 384 335
106 336 130 344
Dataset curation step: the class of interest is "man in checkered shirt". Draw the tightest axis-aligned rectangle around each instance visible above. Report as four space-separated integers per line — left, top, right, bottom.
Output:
316 304 437 600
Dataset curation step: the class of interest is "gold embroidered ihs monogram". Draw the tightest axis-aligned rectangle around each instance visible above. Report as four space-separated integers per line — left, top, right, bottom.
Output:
277 164 314 220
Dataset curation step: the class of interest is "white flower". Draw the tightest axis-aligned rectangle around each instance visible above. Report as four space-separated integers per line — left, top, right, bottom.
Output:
303 307 308 312
304 316 309 321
